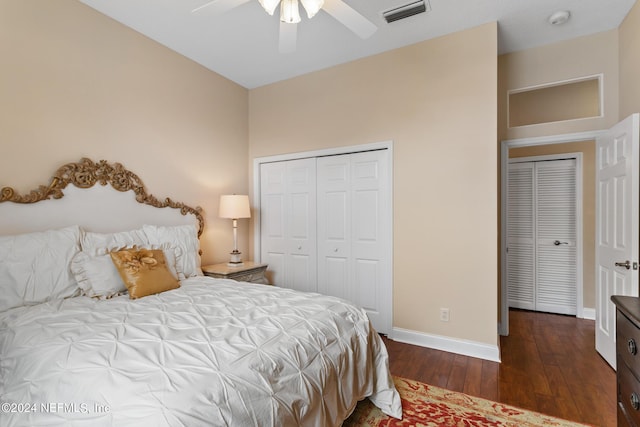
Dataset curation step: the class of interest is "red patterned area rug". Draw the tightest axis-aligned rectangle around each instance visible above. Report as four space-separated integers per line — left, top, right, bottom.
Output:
343 376 591 427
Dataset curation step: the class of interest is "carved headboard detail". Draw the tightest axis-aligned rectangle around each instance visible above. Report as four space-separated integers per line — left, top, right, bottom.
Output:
0 158 204 237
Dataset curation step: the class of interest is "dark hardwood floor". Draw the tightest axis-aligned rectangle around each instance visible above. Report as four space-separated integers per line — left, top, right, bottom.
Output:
382 309 616 426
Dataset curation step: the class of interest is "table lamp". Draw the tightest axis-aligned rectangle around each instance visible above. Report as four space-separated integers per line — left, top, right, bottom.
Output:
219 194 251 266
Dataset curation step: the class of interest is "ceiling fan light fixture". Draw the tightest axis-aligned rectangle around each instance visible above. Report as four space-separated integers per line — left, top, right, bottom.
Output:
258 0 281 15
280 0 301 23
300 0 324 18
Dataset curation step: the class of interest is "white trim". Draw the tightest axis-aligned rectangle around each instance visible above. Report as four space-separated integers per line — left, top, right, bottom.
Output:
503 130 605 147
582 308 596 320
508 74 602 95
508 153 580 163
252 141 394 333
253 140 393 165
507 74 604 129
392 327 501 363
500 130 602 336
506 152 584 318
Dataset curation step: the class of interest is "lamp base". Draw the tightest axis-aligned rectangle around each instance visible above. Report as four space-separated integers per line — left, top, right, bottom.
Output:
228 250 243 267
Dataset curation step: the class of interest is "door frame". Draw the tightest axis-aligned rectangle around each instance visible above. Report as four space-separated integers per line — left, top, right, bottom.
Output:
507 153 583 315
252 140 394 333
500 131 603 336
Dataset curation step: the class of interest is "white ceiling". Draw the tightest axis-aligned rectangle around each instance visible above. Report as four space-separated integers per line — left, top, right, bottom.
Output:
79 0 636 89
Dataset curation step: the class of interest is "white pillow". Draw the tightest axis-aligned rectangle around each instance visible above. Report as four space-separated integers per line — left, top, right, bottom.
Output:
0 225 82 312
81 228 148 255
143 224 202 279
71 244 178 299
71 243 180 299
70 252 125 299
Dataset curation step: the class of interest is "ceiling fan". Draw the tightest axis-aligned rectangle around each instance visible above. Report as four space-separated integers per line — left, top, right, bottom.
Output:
192 0 377 53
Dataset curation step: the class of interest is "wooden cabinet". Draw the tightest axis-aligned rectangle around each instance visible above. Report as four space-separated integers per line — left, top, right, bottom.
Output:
612 296 640 426
202 262 269 285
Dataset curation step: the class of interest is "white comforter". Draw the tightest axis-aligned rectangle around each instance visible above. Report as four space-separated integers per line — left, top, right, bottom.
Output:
0 277 401 426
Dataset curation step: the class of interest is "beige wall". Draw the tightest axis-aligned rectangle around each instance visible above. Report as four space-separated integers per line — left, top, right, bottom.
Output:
249 24 499 346
498 30 619 142
620 0 640 118
498 30 620 323
509 141 596 309
0 0 250 265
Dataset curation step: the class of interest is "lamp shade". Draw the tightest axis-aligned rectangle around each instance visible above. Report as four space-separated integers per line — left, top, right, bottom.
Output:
219 195 251 219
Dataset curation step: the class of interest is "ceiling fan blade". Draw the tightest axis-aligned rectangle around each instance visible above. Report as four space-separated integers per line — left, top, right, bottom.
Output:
322 0 377 39
192 0 251 15
279 22 298 53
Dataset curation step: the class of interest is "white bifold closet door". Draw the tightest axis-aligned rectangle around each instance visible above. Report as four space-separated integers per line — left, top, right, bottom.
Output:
259 150 392 334
507 159 577 315
260 158 317 293
317 150 391 332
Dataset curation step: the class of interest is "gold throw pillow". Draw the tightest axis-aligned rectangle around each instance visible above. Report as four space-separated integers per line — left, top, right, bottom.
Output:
110 248 179 299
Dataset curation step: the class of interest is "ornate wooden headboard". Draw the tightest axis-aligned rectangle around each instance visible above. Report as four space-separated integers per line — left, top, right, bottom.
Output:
0 158 204 236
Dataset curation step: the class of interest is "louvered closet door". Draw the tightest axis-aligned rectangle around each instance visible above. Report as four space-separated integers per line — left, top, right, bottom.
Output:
507 162 536 310
536 159 577 315
507 159 577 315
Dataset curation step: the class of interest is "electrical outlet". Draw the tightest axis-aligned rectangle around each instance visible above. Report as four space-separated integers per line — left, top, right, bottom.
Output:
440 308 450 322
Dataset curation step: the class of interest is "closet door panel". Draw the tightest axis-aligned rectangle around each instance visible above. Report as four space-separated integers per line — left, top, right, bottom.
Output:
260 162 287 287
350 151 389 324
353 190 379 257
285 159 317 292
260 159 317 292
318 151 390 331
317 155 351 297
289 254 315 293
354 259 379 313
535 159 577 315
506 162 536 310
506 243 535 309
325 192 348 242
324 257 349 300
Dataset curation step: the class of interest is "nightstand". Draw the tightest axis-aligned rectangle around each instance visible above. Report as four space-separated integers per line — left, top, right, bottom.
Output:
202 261 269 285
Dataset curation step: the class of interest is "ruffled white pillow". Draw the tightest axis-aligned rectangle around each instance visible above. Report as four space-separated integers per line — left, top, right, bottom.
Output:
81 228 148 256
72 247 179 299
143 224 202 279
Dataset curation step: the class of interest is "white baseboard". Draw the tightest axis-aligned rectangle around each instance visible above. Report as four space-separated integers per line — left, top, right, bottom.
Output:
390 327 501 363
581 307 596 320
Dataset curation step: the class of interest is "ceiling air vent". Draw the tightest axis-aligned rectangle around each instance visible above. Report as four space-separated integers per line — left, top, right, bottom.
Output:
382 0 429 23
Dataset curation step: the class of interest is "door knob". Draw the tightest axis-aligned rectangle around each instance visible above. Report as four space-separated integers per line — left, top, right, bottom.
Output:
616 260 632 270
553 240 569 246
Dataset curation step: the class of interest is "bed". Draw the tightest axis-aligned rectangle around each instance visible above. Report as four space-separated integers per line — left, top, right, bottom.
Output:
0 158 401 427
